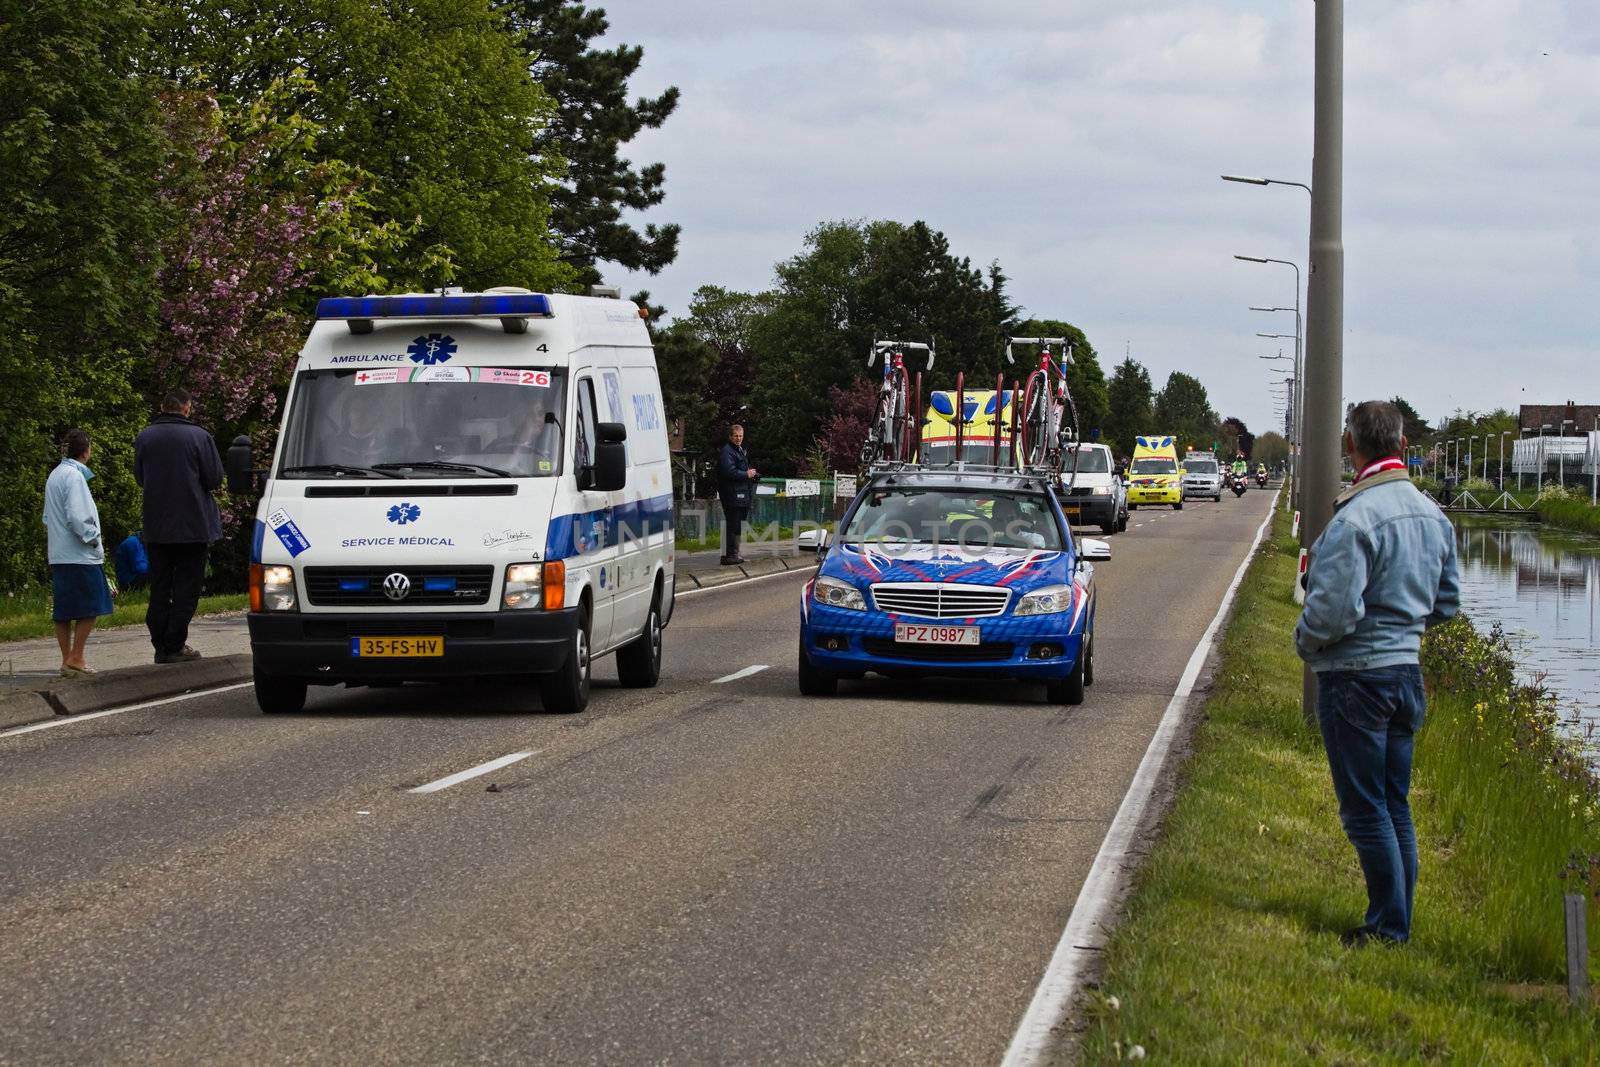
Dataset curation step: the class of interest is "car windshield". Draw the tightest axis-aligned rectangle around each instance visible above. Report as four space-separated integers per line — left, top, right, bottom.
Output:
840 488 1064 550
277 367 567 478
919 438 1014 466
1131 457 1177 475
1065 448 1110 473
1186 459 1218 474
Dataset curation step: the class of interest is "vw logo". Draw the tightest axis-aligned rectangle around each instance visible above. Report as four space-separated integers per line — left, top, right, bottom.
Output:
382 572 411 601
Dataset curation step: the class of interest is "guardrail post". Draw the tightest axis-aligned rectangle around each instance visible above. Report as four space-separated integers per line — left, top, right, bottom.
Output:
1567 894 1590 1008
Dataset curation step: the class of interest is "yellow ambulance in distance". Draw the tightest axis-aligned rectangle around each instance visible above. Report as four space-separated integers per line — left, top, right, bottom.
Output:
920 389 1015 466
1127 434 1183 510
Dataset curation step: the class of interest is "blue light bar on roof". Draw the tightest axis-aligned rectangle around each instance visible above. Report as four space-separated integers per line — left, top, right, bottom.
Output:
316 294 554 321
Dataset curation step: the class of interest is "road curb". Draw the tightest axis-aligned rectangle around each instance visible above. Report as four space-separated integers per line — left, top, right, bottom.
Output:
36 655 254 718
0 690 56 730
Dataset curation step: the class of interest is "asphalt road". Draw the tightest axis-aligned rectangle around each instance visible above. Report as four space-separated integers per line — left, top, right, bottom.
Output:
0 487 1277 1065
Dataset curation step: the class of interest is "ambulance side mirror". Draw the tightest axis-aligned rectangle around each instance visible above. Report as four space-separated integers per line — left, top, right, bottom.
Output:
225 435 258 495
584 421 627 492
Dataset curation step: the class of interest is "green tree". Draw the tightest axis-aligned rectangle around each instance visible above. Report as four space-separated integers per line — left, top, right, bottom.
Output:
1254 431 1290 467
1103 358 1154 459
1153 371 1217 455
505 0 680 285
155 0 571 293
1390 395 1431 444
0 0 166 589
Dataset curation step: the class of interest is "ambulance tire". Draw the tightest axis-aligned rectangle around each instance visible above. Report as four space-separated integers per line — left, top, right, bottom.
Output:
1173 501 1184 510
1127 504 1137 511
797 635 838 696
1046 645 1087 706
254 670 307 714
1117 512 1129 532
1083 627 1095 687
616 593 663 688
540 605 592 714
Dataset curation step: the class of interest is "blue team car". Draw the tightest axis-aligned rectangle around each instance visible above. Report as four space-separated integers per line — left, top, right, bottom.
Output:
798 468 1110 704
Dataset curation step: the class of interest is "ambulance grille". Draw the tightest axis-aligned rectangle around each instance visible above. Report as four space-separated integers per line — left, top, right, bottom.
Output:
304 566 495 606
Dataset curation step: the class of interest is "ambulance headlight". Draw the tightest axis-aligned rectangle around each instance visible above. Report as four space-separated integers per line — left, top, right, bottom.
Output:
1089 485 1111 496
813 576 865 611
250 564 297 613
503 563 543 609
1015 584 1073 616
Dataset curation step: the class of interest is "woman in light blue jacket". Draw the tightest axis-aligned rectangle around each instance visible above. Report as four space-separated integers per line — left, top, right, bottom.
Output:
42 429 114 675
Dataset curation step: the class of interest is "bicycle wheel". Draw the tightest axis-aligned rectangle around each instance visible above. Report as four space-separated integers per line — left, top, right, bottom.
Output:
890 365 912 461
860 388 892 470
1019 371 1048 466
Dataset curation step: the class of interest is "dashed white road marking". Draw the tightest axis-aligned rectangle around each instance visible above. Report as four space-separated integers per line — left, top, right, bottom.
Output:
711 665 769 684
409 750 538 794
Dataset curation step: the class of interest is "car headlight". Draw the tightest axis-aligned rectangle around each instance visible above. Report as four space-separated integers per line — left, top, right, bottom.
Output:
1090 485 1111 496
251 564 297 612
503 562 543 609
813 575 866 611
1015 583 1075 617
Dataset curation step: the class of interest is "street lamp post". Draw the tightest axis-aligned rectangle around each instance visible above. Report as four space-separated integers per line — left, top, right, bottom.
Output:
1482 434 1490 482
1560 419 1574 489
1592 415 1598 506
1235 256 1303 516
1539 424 1551 492
1498 430 1511 490
1250 306 1303 497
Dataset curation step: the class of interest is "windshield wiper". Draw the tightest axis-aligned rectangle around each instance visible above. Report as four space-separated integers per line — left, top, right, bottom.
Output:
372 460 513 477
279 464 400 479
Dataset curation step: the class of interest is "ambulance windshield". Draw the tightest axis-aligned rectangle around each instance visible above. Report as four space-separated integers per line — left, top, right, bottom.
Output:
277 367 567 478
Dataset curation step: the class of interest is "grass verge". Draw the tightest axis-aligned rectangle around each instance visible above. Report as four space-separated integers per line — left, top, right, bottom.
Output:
1081 509 1600 1064
0 589 248 643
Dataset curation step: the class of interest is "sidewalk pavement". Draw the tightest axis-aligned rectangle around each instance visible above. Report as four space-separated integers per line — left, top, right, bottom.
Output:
0 550 814 731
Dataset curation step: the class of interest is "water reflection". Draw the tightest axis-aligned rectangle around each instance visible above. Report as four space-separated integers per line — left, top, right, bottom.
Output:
1451 517 1600 750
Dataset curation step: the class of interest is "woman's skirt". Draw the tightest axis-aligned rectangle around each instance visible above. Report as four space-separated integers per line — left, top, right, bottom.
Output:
51 564 114 621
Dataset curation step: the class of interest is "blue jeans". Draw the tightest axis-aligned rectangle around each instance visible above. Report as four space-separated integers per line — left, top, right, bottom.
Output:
1316 664 1427 942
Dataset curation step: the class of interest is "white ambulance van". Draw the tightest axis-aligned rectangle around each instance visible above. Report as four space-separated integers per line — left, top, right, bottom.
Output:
228 288 674 715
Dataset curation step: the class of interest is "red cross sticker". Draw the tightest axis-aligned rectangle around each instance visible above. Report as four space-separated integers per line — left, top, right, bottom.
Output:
358 372 370 383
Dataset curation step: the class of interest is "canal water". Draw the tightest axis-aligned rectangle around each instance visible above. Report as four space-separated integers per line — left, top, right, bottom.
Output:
1450 515 1600 755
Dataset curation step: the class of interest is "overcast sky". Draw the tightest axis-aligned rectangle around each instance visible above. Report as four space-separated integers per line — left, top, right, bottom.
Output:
596 0 1599 438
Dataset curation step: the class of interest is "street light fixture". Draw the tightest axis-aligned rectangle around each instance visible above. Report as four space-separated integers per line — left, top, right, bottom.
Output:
1235 254 1304 513
1222 174 1313 195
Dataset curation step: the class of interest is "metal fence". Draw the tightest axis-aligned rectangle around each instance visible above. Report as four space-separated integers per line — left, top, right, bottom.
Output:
674 475 857 540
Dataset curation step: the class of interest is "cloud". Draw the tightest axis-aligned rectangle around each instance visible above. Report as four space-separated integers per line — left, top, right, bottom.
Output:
597 0 1599 434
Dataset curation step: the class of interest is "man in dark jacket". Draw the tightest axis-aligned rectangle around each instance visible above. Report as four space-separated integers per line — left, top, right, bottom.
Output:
717 424 758 565
134 389 224 663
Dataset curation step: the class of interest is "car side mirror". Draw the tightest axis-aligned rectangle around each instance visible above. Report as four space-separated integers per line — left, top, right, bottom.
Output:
225 435 257 495
1079 537 1112 562
583 421 627 491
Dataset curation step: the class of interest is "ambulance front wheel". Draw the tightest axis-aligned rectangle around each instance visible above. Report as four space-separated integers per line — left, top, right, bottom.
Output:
254 669 307 714
616 593 663 688
540 605 592 714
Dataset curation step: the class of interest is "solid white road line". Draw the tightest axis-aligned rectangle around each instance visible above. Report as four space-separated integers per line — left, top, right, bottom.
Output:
0 682 253 738
711 665 769 685
999 490 1279 1067
409 750 538 794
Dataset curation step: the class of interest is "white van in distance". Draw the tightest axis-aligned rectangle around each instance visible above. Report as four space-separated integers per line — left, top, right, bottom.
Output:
229 288 674 715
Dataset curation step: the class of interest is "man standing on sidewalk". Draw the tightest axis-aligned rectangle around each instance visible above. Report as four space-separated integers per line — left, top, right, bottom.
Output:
1294 400 1459 948
134 389 224 664
717 424 757 565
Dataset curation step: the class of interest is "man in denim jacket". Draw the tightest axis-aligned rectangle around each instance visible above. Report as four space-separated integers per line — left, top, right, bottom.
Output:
1295 400 1459 947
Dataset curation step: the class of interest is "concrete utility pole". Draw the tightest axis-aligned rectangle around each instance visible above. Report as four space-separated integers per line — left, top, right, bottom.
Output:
1300 0 1344 729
